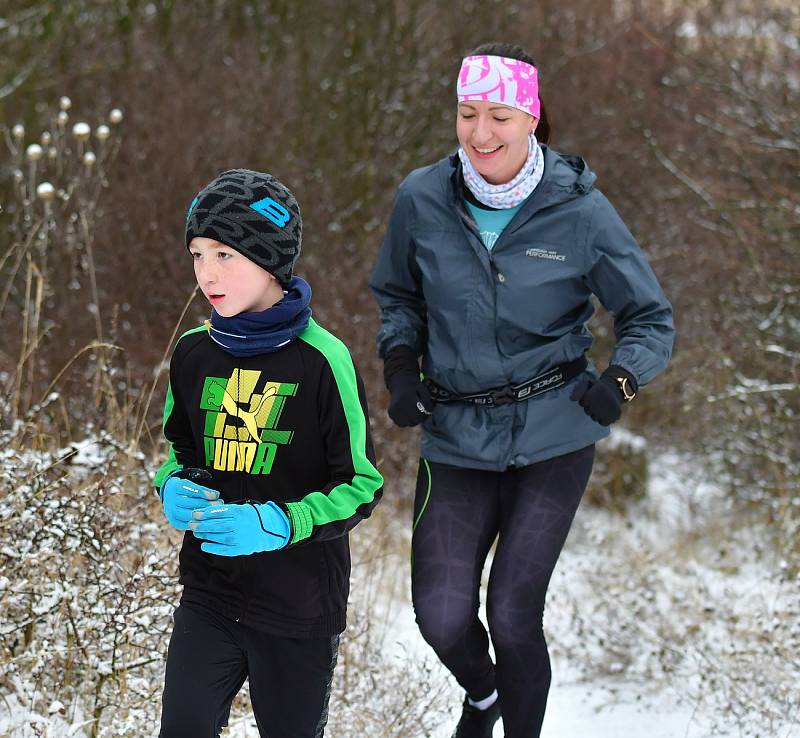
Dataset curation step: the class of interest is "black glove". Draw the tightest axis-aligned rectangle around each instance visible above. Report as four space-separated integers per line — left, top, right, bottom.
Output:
383 345 434 428
570 365 637 427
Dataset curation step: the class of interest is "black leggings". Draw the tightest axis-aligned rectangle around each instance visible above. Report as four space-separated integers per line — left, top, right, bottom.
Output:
159 602 339 738
411 445 595 738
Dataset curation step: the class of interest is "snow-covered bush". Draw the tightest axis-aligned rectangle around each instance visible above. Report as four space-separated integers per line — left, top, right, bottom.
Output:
0 434 178 737
0 435 456 737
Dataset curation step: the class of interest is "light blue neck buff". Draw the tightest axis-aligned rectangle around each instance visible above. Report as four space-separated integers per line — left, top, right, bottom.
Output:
458 133 544 209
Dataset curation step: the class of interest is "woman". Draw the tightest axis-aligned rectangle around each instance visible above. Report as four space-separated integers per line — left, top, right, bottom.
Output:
369 43 674 738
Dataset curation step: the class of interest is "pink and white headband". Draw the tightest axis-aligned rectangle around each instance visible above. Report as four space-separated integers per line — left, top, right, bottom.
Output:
456 55 540 119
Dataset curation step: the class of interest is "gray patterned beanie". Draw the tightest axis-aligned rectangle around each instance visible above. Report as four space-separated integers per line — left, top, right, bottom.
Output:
185 169 302 287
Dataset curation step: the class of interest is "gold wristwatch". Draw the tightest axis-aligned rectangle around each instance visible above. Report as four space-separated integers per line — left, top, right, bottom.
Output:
615 376 636 402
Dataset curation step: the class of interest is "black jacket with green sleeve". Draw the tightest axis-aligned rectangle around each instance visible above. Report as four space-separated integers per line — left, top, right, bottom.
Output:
153 317 383 637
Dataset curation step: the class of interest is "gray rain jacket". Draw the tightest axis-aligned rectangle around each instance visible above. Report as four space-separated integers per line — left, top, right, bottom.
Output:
370 147 674 470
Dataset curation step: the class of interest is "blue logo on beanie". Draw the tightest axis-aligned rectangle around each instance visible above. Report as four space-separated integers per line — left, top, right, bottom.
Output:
187 196 199 222
250 197 291 228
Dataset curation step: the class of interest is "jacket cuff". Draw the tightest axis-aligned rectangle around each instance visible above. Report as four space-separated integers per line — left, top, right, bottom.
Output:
156 467 185 501
283 501 314 543
378 331 424 359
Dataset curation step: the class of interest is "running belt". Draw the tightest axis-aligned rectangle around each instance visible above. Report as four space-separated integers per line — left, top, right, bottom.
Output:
425 355 588 407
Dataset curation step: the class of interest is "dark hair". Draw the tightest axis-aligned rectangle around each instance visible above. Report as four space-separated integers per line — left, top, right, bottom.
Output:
464 42 551 144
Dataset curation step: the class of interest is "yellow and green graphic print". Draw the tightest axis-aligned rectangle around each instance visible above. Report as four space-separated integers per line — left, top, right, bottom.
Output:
200 369 297 474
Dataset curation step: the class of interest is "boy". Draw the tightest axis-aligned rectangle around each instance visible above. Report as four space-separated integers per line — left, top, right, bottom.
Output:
153 169 383 738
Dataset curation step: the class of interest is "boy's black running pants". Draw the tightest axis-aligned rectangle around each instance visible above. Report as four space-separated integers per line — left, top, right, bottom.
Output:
159 601 338 738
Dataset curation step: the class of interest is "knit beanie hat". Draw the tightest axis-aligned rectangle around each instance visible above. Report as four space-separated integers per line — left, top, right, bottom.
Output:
185 169 302 287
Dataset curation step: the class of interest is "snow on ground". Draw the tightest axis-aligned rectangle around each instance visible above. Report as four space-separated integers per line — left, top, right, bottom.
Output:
372 436 799 738
2 432 798 737
381 571 753 738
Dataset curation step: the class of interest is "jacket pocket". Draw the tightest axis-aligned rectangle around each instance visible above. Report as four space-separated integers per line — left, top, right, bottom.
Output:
497 242 590 335
317 543 331 596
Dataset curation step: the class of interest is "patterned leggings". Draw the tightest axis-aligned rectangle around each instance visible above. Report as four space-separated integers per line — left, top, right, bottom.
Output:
411 445 595 738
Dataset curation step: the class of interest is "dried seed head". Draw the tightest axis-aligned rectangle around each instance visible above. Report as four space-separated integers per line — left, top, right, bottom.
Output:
26 144 44 161
95 124 111 141
57 111 69 127
59 96 72 111
48 147 58 160
37 182 56 201
13 169 24 183
83 151 97 167
41 131 52 146
109 108 124 124
72 122 91 141
12 124 25 140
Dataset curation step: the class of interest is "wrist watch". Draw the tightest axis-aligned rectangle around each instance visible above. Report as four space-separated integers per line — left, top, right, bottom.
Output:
615 376 637 402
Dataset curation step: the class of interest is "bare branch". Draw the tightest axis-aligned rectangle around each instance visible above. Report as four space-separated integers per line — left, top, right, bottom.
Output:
0 56 40 101
644 130 716 208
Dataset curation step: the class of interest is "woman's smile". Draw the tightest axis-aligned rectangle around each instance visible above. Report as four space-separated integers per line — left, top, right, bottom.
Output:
472 144 503 158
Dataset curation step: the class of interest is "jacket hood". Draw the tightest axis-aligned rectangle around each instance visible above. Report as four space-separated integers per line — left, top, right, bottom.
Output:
539 146 597 199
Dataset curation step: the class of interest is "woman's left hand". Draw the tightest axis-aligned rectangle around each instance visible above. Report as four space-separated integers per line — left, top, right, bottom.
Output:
570 367 637 426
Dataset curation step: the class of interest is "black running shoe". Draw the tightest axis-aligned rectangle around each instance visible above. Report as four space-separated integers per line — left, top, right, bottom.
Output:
451 696 501 738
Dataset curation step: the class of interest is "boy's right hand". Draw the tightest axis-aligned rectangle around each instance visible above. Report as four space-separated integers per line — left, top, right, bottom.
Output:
160 468 222 531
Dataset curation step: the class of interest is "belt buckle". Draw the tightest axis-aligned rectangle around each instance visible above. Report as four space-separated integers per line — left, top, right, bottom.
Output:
489 386 515 406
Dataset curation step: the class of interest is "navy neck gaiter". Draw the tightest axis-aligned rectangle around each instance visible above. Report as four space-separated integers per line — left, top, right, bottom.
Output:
207 276 312 357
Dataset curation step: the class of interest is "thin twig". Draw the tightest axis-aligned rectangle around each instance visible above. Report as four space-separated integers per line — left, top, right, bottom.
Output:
35 341 123 408
130 285 200 453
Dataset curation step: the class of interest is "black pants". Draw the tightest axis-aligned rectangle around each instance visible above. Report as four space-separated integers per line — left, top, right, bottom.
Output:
159 602 339 738
411 445 595 738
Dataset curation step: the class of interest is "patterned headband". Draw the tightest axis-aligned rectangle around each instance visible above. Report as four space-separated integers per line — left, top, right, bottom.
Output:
456 55 540 119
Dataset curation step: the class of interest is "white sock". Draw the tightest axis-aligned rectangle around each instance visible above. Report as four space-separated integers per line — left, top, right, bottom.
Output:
467 689 498 711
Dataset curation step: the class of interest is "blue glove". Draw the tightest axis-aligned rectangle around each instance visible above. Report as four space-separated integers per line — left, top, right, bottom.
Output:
189 501 291 556
160 468 222 531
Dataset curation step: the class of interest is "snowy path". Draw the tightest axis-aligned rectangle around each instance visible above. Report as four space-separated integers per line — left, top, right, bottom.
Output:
388 572 792 738
375 444 800 738
389 593 747 738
